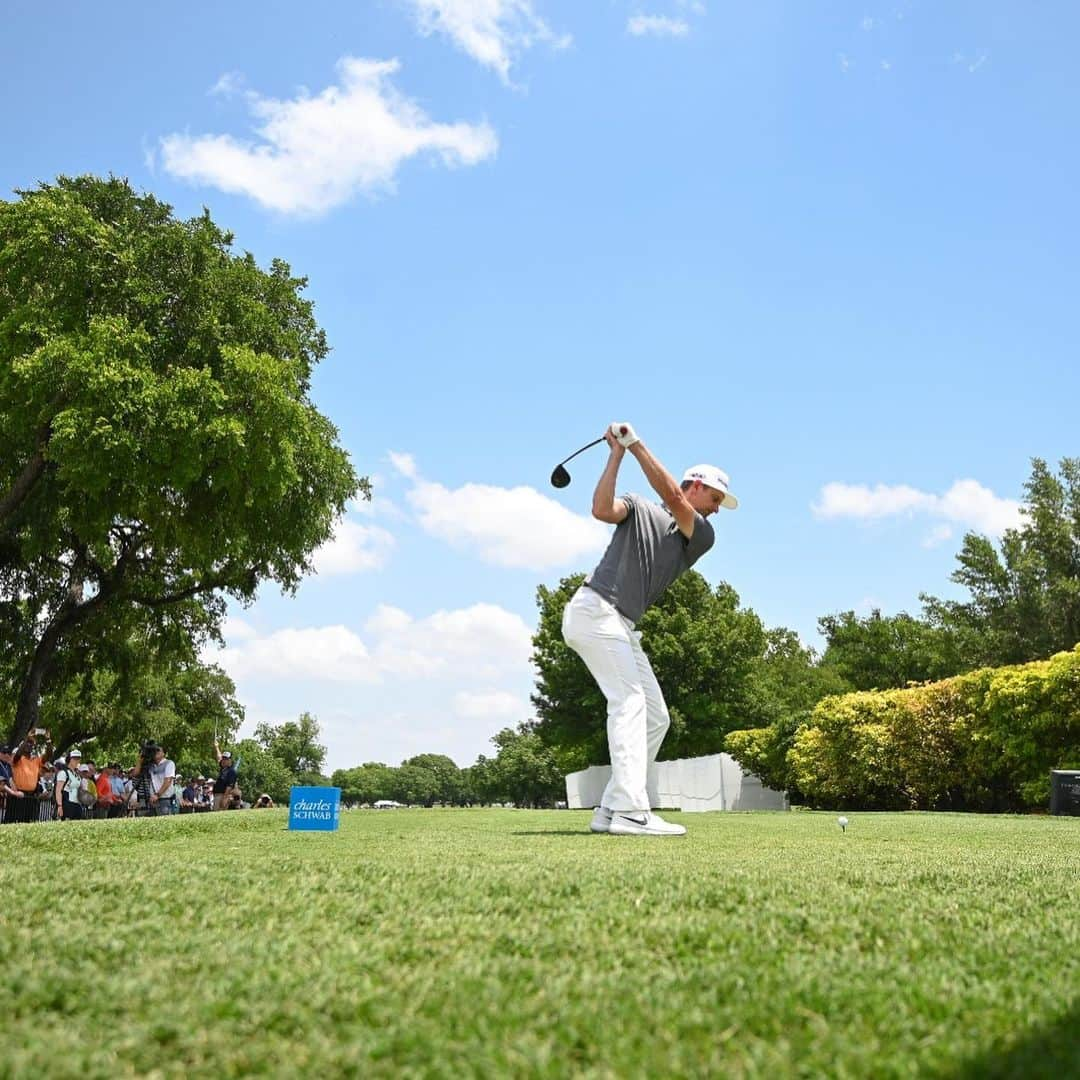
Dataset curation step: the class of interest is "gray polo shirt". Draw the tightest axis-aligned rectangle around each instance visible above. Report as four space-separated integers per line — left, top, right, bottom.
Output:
586 493 715 624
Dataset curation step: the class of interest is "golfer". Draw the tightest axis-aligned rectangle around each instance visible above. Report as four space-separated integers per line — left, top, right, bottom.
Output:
562 422 737 836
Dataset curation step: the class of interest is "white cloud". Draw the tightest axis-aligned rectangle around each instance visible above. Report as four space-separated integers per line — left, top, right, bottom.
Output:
937 479 1022 535
813 479 1023 538
814 482 932 519
221 615 258 641
160 57 497 216
210 71 245 97
453 689 529 721
312 520 395 575
409 476 610 569
370 602 534 679
349 473 406 521
922 524 954 549
220 625 376 682
388 451 419 479
384 451 610 569
627 15 690 38
861 16 875 31
676 0 707 14
405 0 571 84
216 602 533 684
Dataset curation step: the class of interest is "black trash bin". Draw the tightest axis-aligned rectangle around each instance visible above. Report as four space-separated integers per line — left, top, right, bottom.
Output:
1049 770 1080 816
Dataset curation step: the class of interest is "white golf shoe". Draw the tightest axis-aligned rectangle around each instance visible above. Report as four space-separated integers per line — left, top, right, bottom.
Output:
590 806 613 833
608 811 686 837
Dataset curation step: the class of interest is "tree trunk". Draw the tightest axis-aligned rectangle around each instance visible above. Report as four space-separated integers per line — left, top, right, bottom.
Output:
7 578 119 746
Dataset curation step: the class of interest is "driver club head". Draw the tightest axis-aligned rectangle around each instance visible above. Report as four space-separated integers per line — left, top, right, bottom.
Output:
550 464 571 489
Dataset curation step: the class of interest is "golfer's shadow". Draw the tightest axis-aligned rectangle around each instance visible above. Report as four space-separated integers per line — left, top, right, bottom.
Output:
511 829 597 837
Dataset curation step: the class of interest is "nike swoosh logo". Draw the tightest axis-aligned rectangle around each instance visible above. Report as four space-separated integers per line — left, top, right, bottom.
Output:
618 814 648 825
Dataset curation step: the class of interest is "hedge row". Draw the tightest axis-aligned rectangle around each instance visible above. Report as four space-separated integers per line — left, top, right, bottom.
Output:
727 645 1080 811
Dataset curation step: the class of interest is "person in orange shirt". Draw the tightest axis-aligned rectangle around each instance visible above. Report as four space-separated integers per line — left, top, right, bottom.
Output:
96 764 123 819
11 730 53 824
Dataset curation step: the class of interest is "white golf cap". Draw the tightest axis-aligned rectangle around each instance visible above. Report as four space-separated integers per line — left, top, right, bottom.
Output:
682 465 738 509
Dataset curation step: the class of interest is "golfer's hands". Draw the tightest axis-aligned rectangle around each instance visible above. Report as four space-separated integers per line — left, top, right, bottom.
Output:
609 422 640 449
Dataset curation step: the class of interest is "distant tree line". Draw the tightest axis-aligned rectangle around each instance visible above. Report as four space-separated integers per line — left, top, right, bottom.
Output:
331 728 571 809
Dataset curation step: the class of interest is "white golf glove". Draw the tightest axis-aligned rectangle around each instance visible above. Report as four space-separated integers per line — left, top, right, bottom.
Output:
609 422 640 448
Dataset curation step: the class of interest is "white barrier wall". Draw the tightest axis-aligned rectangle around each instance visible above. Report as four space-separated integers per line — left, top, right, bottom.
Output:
565 753 788 813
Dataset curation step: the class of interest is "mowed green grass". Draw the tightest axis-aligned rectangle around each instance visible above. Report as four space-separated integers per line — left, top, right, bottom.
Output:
3 809 1080 1079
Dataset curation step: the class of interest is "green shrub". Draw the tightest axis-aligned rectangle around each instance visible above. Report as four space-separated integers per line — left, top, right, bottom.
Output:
789 691 909 809
725 727 783 789
789 645 1080 810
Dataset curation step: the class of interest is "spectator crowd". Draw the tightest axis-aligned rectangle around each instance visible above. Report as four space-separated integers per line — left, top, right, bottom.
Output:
0 731 276 824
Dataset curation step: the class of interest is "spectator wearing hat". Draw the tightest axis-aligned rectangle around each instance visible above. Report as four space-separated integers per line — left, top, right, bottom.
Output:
76 761 99 815
11 729 53 824
147 745 177 815
180 776 197 813
55 749 85 821
0 745 23 823
212 740 238 811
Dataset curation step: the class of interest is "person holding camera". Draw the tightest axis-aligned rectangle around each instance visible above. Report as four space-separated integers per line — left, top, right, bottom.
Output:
138 743 178 816
11 729 53 824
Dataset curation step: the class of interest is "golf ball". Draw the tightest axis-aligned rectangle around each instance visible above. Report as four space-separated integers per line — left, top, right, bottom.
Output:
838 816 849 829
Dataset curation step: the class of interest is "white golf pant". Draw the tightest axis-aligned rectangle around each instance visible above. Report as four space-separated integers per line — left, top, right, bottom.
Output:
561 585 670 812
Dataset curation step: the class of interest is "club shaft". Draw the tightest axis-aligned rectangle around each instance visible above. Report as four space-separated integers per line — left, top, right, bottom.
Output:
557 437 605 468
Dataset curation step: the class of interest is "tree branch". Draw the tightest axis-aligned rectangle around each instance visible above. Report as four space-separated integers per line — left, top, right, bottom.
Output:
0 449 48 529
128 571 245 608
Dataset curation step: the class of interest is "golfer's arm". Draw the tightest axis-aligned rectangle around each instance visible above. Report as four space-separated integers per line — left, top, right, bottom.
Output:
628 443 696 537
592 450 629 524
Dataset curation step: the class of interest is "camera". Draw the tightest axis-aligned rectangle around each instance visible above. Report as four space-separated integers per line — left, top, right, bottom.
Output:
135 741 160 777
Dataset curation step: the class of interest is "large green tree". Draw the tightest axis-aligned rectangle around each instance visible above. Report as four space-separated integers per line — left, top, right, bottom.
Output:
331 762 396 805
473 726 566 808
227 738 295 805
254 711 328 786
531 571 771 762
391 763 441 807
922 458 1080 667
398 753 464 806
816 610 965 691
45 649 243 769
0 176 361 743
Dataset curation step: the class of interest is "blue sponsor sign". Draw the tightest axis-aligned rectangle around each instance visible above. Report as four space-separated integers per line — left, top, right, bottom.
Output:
288 786 341 831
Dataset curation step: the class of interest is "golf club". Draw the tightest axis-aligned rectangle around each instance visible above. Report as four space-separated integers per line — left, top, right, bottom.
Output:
550 435 609 488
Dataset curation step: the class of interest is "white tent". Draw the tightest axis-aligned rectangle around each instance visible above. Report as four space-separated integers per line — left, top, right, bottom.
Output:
565 753 787 813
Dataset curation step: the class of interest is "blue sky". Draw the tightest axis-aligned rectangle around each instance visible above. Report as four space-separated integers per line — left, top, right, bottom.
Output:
4 1 1076 771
